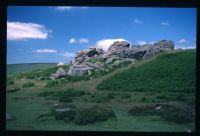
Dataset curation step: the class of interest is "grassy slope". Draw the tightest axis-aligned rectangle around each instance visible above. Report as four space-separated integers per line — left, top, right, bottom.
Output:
97 50 196 93
6 50 196 131
7 63 57 75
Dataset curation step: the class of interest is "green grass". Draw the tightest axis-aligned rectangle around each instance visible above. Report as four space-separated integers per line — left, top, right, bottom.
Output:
22 82 35 88
6 50 196 131
7 63 57 75
97 50 196 93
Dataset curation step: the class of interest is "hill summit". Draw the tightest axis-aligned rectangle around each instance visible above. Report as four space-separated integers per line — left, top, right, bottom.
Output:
50 40 174 79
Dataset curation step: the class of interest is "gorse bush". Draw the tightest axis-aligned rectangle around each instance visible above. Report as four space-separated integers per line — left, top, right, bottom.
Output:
45 80 59 87
37 91 55 97
90 93 114 103
7 87 20 93
22 82 35 88
161 107 195 124
59 96 73 103
120 93 131 99
140 96 147 102
74 105 116 125
128 103 195 124
7 77 14 85
97 51 196 93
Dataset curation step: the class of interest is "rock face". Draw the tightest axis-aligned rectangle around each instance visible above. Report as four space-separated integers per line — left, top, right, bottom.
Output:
56 40 174 77
50 67 67 80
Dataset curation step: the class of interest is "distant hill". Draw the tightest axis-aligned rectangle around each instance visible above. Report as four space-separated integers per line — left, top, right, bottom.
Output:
97 50 196 93
7 63 57 75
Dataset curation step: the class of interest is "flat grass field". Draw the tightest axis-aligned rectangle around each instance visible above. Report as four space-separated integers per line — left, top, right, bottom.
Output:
7 63 57 75
6 50 196 131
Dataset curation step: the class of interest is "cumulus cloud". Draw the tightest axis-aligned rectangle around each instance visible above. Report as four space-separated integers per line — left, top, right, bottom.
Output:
55 6 88 11
161 22 169 26
69 38 76 44
69 38 89 44
175 45 196 49
55 6 73 11
61 52 75 57
7 21 49 40
95 38 128 51
34 49 57 53
79 38 89 44
134 19 143 24
149 41 155 45
137 40 147 45
178 38 188 43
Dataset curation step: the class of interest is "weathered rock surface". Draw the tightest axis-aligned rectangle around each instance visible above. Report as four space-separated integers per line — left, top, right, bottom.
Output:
67 64 94 76
51 40 174 77
50 67 67 80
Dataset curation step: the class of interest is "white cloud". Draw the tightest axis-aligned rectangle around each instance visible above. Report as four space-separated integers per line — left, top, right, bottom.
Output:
69 38 89 44
134 19 143 24
7 21 49 40
149 41 155 45
161 22 169 26
79 38 89 44
178 38 188 43
69 38 76 44
95 38 128 51
61 52 75 57
34 49 57 53
175 44 196 49
55 6 88 11
137 40 147 45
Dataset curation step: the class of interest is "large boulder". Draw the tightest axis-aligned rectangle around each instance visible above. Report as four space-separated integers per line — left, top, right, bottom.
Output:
67 64 93 76
153 40 174 51
50 67 67 80
107 41 130 57
84 62 103 69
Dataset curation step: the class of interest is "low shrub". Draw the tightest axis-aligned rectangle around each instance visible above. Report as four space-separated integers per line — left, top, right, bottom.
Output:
7 77 14 85
128 104 157 116
74 105 116 125
120 93 131 99
7 87 20 93
107 93 115 99
37 91 55 97
37 113 54 121
60 79 69 84
22 82 35 88
59 96 73 103
174 93 187 101
90 94 110 103
128 103 195 124
51 104 76 121
45 80 59 87
156 95 168 100
161 107 194 124
140 96 147 102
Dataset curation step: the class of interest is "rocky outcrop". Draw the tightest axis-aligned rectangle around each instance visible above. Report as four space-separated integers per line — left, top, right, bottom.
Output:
50 67 67 80
51 40 175 77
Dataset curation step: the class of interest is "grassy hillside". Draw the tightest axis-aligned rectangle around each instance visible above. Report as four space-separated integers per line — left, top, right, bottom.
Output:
6 50 196 131
7 63 57 75
97 50 196 93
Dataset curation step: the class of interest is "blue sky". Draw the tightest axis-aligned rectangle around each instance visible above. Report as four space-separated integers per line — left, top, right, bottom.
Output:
7 6 196 64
